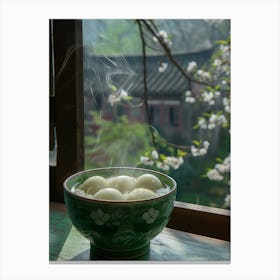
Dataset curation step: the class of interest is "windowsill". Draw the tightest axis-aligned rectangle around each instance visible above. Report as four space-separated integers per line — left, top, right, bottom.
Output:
168 201 230 241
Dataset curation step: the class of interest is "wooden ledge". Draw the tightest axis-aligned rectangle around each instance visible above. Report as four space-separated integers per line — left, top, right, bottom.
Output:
167 201 230 241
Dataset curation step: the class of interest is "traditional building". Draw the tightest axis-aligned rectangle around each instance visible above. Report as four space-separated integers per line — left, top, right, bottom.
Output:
84 48 213 143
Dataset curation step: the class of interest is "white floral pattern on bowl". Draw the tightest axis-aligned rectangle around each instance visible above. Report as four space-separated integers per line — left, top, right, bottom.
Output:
142 207 160 224
112 228 136 245
90 208 110 225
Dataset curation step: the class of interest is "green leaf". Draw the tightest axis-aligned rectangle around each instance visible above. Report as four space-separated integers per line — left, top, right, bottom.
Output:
192 140 200 146
110 84 117 92
193 124 199 129
144 151 150 157
177 149 187 157
123 96 132 101
216 157 223 163
214 84 221 91
203 112 211 118
167 147 174 154
160 154 167 161
215 40 227 45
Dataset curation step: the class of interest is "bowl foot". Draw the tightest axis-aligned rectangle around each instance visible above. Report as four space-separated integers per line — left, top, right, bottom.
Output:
90 241 150 260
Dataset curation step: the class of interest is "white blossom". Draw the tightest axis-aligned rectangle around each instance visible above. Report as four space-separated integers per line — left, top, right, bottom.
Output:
191 145 199 157
207 113 227 129
185 90 195 103
165 156 184 169
166 40 173 48
220 44 230 60
140 156 153 166
223 97 230 113
213 59 222 67
191 142 209 157
215 163 229 173
224 194 230 208
199 148 207 156
159 30 168 38
223 155 230 164
207 169 224 181
197 69 211 81
153 30 168 42
213 154 230 174
157 161 170 171
152 29 172 48
222 80 227 85
202 91 214 102
198 118 207 129
201 90 220 106
151 150 159 160
197 69 203 76
108 94 121 106
203 140 210 149
108 90 129 106
120 89 128 99
223 97 230 106
217 114 227 125
185 97 195 103
222 65 229 73
208 123 216 130
220 44 229 53
158 62 168 73
209 114 218 123
187 61 197 73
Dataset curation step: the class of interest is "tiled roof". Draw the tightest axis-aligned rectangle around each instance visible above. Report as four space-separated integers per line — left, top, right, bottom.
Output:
84 48 213 98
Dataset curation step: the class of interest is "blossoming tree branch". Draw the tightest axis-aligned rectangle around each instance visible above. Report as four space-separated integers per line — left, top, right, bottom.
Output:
107 19 230 208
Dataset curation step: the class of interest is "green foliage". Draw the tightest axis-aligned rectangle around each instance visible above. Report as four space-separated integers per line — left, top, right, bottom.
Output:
216 157 223 163
177 149 187 157
192 140 200 146
89 19 154 56
85 112 153 169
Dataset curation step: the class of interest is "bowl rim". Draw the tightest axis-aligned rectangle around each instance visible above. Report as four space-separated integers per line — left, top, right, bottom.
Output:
63 167 177 204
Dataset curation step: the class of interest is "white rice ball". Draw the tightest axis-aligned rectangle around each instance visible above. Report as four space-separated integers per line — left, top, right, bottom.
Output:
80 176 108 195
135 174 162 191
126 188 157 200
93 188 124 201
108 175 136 194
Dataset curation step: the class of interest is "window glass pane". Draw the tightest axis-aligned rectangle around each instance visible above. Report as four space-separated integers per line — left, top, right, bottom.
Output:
82 19 230 209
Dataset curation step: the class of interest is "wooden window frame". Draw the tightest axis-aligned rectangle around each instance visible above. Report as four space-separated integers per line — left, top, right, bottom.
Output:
49 19 230 242
49 19 84 202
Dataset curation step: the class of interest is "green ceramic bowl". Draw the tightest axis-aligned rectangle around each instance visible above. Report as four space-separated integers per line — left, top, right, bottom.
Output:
64 167 176 260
